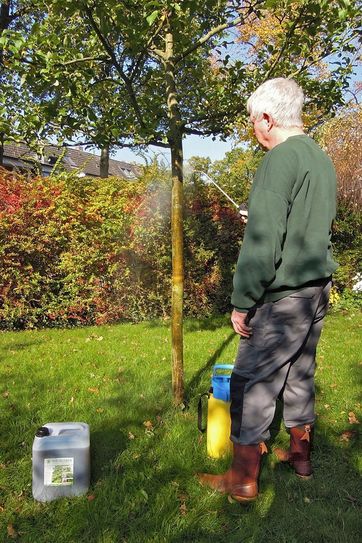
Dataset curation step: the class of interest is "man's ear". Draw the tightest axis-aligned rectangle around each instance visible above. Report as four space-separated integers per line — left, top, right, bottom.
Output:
262 113 273 131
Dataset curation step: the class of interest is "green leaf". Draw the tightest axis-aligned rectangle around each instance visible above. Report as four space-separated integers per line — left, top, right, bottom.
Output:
146 10 159 26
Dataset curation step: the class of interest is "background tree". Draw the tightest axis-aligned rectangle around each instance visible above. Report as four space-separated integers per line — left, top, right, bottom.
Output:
318 104 362 209
317 104 362 291
0 1 43 161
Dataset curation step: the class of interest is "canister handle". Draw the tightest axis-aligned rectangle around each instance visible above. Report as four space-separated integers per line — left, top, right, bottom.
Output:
45 422 88 436
212 364 234 377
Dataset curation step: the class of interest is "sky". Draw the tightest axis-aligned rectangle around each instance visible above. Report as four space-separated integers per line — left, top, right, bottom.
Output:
113 134 235 166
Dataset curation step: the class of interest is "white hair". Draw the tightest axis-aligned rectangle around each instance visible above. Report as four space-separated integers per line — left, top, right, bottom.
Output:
247 78 304 128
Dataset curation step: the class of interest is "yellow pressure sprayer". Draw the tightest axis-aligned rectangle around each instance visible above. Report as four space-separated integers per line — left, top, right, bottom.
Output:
198 364 234 459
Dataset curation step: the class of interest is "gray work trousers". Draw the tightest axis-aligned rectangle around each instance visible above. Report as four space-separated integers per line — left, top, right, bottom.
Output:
230 279 331 445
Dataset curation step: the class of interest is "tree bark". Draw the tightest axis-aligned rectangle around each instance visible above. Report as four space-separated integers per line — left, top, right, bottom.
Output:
100 145 109 178
0 2 11 32
0 1 11 66
0 132 3 166
165 29 184 405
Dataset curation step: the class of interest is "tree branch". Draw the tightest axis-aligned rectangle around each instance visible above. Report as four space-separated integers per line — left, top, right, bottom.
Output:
173 0 267 64
59 136 171 149
264 6 307 81
57 56 109 66
185 103 244 127
174 15 244 64
83 4 147 130
129 11 168 80
89 76 122 88
288 30 360 80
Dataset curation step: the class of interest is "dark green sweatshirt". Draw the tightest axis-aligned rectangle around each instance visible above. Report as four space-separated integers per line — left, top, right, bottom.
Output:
231 135 338 312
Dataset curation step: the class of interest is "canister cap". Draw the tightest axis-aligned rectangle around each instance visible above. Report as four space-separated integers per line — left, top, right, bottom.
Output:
36 426 50 437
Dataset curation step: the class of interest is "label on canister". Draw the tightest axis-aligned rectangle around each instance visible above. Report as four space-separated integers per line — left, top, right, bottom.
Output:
44 458 74 486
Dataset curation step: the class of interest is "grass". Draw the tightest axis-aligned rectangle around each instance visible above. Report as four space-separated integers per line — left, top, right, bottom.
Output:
0 311 361 543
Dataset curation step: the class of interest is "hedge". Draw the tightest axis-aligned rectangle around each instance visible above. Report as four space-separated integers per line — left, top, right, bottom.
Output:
0 167 244 329
0 166 360 329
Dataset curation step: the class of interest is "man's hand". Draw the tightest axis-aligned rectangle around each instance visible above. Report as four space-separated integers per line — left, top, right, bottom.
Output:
231 309 252 337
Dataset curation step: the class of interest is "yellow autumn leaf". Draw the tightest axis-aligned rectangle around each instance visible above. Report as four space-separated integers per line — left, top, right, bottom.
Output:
348 412 360 425
88 387 99 394
7 524 18 539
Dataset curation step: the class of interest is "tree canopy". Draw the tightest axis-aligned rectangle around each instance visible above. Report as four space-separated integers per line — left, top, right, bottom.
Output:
1 0 361 402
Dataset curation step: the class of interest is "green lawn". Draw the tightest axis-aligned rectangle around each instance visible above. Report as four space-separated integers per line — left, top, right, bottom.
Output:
0 312 361 543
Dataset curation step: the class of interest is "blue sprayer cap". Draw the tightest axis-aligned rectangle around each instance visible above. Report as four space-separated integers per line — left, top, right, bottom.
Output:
211 364 234 402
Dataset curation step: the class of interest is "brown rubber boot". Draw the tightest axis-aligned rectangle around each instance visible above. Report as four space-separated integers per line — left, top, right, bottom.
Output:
275 424 313 478
197 442 267 502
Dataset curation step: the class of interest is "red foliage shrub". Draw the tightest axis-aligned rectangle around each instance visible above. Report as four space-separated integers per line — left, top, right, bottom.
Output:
0 167 245 329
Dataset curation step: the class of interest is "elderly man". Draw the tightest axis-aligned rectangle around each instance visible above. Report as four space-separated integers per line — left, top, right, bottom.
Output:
199 78 337 502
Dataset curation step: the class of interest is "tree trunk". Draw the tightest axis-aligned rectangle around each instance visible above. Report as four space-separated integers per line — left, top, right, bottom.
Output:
100 145 109 178
0 2 11 66
169 135 184 405
0 133 3 166
165 30 184 405
0 2 11 32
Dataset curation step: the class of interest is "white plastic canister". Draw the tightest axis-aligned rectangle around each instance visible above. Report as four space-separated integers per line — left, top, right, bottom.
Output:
32 422 90 502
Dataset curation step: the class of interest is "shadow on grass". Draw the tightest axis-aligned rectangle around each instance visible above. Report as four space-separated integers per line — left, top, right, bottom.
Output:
184 330 235 402
0 339 44 352
183 314 231 333
142 314 231 333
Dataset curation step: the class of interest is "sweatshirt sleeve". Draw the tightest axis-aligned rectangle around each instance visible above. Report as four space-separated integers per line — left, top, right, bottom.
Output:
231 147 295 311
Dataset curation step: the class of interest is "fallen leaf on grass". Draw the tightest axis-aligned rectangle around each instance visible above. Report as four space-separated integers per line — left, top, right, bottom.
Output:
88 387 99 394
7 524 18 539
96 408 104 413
330 383 338 389
2 391 9 398
348 412 360 424
340 430 357 442
85 334 104 342
179 502 187 515
87 494 96 502
324 404 330 409
143 420 154 431
128 432 135 440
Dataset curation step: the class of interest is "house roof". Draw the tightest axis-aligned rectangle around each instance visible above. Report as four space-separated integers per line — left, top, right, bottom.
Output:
2 143 140 179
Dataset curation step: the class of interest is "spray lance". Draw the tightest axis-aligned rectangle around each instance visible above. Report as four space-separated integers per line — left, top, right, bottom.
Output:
193 172 248 458
195 171 248 222
189 170 249 456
